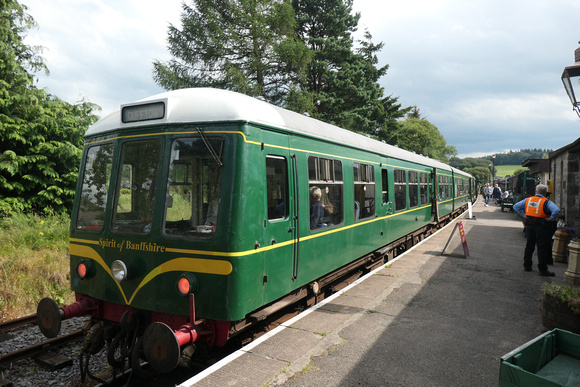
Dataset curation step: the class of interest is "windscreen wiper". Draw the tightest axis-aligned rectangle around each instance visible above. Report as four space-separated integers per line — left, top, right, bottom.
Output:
197 127 223 167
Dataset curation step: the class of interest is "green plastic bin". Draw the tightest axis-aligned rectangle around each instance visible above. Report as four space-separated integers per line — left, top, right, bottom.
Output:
500 329 580 386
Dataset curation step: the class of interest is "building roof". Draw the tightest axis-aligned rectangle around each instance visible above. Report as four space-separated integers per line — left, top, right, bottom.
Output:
521 158 550 172
549 137 580 159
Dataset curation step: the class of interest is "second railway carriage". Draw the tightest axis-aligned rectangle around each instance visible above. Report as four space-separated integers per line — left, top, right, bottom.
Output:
37 88 475 374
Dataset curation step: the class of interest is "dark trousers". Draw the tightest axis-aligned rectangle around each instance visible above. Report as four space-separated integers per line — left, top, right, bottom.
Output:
524 219 552 271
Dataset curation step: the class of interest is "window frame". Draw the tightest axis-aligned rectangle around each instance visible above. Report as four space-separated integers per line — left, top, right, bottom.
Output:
353 162 376 221
394 169 407 212
266 154 289 221
308 156 344 230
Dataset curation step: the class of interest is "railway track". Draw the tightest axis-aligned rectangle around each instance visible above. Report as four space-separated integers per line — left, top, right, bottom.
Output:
0 314 84 367
0 313 37 331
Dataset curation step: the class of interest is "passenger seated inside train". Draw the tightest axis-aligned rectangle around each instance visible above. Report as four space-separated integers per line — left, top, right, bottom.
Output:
310 186 326 229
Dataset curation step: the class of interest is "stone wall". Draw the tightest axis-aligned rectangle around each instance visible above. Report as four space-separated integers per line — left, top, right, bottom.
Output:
550 138 580 232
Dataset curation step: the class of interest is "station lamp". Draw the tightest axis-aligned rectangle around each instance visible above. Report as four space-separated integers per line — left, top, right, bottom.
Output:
561 41 580 118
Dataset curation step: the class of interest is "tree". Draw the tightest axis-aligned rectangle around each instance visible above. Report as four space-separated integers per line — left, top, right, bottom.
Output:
0 1 100 215
406 106 422 119
465 166 492 187
154 0 413 147
289 1 408 134
153 0 310 105
387 117 457 163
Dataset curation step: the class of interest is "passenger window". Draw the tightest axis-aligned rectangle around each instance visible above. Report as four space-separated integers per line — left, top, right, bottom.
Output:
382 169 388 205
353 163 375 220
438 175 445 201
308 156 343 229
394 169 407 211
267 155 288 220
420 172 428 205
409 171 418 208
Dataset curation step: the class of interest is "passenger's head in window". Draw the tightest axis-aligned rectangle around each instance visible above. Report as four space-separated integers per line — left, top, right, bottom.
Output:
310 186 321 204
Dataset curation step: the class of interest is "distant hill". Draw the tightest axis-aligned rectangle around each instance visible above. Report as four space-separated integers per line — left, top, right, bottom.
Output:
449 149 550 171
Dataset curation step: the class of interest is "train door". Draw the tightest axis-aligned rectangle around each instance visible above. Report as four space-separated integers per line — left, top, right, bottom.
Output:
431 168 439 222
263 145 298 303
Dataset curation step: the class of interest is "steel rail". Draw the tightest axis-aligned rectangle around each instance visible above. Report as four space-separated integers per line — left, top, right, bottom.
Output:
0 313 37 331
0 329 83 366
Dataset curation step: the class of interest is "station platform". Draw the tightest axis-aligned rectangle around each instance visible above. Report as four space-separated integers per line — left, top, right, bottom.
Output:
180 200 570 386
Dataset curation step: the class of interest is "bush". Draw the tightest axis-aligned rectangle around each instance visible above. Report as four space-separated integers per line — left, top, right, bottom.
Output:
542 282 580 314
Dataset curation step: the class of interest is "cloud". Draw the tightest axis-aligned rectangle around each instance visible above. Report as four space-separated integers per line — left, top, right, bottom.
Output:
353 0 580 154
21 0 580 156
25 0 183 113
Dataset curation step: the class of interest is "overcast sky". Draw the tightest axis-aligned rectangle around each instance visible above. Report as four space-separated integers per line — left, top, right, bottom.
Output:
23 0 580 158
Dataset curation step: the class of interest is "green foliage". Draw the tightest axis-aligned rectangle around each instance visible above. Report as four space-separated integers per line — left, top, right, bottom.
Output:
153 0 311 105
387 117 457 163
153 0 410 144
542 282 580 315
451 149 551 172
290 1 409 134
465 166 492 186
449 157 493 170
0 1 101 215
0 212 70 253
0 213 73 320
485 149 550 166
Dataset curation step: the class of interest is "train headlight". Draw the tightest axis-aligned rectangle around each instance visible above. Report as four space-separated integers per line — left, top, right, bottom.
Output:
176 273 199 296
111 260 128 282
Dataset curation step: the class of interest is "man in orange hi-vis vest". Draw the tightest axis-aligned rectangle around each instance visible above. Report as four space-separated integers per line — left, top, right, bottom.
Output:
513 184 560 276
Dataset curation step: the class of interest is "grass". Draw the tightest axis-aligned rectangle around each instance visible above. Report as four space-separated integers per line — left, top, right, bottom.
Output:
0 212 75 322
495 165 526 178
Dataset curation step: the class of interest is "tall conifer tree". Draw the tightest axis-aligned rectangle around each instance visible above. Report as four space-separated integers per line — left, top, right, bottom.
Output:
290 0 408 136
153 0 310 105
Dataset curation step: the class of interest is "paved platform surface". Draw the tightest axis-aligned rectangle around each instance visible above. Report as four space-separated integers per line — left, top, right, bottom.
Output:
182 201 570 386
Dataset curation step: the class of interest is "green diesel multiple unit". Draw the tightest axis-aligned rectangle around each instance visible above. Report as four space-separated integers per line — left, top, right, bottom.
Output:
37 88 475 374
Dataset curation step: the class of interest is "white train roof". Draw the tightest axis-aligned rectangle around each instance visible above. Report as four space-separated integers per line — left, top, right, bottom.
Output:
86 88 471 177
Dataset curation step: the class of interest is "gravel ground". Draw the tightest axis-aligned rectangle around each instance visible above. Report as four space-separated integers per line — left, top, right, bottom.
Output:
0 317 113 386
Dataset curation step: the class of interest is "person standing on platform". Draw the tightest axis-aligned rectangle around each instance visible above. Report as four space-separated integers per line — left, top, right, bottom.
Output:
483 183 493 206
492 184 502 205
513 184 560 276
